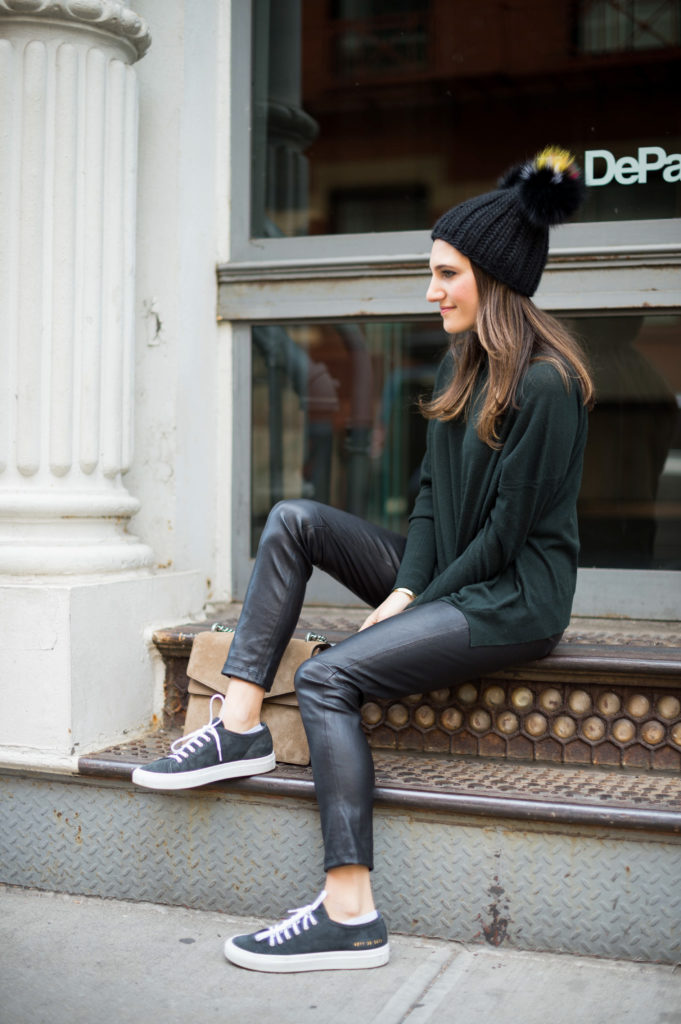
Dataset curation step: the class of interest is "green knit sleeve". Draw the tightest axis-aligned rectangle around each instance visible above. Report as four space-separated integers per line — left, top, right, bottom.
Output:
393 437 437 595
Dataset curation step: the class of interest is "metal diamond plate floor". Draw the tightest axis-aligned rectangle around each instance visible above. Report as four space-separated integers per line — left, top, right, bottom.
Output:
78 733 681 831
2 766 680 963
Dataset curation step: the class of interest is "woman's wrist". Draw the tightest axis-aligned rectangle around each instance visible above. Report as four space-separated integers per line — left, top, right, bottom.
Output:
392 587 417 601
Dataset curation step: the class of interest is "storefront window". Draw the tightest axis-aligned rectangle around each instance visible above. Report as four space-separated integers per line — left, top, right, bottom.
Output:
250 320 442 549
251 316 681 570
579 0 680 53
576 314 681 569
251 0 681 237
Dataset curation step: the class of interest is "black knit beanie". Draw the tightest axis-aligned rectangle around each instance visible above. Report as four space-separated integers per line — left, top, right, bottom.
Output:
431 147 584 297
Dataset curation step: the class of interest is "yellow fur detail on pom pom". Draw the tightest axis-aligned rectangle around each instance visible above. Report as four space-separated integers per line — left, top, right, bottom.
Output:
535 146 575 175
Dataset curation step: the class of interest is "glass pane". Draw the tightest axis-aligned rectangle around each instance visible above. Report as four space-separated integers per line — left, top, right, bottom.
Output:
574 314 681 569
250 0 681 237
250 315 681 570
250 321 443 551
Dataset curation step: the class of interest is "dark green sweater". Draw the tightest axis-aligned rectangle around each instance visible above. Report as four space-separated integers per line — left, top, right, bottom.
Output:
394 352 588 646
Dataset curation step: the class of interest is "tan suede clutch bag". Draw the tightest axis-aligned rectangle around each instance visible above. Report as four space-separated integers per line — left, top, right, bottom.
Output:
184 627 329 765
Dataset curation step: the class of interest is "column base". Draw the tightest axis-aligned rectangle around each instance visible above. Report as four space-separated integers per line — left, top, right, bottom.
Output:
0 537 155 574
0 570 206 760
0 490 155 573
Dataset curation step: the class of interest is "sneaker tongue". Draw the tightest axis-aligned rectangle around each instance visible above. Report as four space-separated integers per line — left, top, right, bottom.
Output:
256 892 326 944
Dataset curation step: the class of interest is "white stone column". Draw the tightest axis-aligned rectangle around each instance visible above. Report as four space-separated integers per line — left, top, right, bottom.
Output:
0 1 153 572
0 3 210 767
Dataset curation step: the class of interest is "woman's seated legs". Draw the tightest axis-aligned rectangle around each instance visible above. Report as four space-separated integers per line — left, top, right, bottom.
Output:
295 601 559 914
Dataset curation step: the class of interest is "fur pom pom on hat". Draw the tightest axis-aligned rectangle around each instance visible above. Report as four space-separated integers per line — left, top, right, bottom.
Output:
431 147 584 296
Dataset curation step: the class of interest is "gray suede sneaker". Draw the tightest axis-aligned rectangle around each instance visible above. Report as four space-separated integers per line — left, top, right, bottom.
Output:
224 892 390 973
131 717 275 791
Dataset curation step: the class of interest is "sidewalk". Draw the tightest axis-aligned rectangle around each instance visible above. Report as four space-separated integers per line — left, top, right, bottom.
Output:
1 885 679 1024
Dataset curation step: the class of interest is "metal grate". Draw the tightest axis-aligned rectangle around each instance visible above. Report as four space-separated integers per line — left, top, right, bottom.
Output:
79 735 681 819
363 679 681 771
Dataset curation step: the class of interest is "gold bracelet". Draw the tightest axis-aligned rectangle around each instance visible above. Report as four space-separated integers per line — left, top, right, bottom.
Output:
393 587 416 600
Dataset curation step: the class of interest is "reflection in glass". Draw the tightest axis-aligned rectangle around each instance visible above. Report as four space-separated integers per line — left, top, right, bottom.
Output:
251 316 681 570
580 0 680 53
574 314 681 568
251 0 681 237
251 321 444 551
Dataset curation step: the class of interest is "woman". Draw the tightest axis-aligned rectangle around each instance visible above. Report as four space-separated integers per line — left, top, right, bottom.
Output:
133 147 594 973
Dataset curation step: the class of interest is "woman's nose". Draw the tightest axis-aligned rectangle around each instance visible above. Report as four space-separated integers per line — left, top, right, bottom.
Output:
426 276 442 303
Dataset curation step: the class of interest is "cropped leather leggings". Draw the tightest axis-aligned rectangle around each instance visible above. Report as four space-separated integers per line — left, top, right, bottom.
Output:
223 500 560 871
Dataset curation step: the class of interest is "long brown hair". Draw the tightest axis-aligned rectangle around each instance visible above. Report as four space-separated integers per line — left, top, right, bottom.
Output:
421 262 594 448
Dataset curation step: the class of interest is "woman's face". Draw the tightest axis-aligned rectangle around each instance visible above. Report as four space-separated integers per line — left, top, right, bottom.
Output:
427 239 479 335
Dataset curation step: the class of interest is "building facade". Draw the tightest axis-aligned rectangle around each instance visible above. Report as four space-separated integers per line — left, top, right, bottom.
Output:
0 0 679 765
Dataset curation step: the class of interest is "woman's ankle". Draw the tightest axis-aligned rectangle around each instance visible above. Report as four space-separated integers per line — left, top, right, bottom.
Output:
220 711 261 733
220 679 265 733
323 865 375 922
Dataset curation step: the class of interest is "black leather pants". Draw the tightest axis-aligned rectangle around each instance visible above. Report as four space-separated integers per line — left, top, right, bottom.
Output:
224 500 560 871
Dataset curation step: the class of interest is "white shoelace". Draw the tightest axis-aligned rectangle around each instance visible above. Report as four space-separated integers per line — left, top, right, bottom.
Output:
255 891 327 947
168 694 225 764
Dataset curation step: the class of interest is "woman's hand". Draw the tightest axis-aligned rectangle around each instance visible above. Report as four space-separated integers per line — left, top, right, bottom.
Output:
358 589 414 631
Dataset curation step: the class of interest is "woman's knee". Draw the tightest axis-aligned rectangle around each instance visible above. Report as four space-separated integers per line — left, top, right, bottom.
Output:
294 656 327 704
263 499 321 543
295 655 359 713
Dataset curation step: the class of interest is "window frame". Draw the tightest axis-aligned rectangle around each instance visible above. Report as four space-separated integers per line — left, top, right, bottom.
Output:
224 0 681 618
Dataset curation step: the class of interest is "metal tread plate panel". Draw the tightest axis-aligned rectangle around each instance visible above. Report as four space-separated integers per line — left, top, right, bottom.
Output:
154 609 681 651
78 738 681 833
1 770 680 963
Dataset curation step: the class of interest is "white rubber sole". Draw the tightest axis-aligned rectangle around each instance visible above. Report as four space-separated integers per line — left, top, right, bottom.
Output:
131 751 276 791
224 938 390 973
